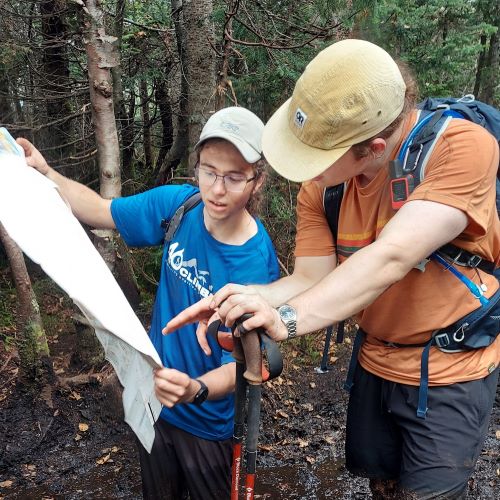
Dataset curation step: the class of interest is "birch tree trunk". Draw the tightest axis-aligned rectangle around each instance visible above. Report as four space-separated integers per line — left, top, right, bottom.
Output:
82 0 121 202
81 0 140 308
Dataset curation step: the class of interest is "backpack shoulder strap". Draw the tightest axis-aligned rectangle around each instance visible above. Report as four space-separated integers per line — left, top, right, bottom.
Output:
323 183 345 246
323 183 346 345
161 191 202 243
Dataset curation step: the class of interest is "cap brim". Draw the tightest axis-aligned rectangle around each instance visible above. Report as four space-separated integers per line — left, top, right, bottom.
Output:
262 99 350 183
196 132 261 164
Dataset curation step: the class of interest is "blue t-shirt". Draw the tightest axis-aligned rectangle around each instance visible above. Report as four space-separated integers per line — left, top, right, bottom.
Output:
111 185 279 440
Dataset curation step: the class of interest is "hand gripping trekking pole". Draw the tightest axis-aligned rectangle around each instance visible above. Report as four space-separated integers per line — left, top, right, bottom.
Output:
207 314 283 500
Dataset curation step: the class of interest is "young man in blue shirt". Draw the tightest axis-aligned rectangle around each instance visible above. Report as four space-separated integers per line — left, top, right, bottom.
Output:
17 106 279 499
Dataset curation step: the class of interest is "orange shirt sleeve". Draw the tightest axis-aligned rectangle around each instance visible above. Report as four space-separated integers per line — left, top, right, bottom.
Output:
408 120 499 240
294 181 335 257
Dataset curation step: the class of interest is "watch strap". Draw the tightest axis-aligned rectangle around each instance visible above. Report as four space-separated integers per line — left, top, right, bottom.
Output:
192 379 209 406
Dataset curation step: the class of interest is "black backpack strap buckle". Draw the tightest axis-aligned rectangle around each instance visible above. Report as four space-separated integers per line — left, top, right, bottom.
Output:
163 205 185 243
161 192 202 244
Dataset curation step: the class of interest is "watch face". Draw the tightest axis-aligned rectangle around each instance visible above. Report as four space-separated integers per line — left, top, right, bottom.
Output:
279 305 296 321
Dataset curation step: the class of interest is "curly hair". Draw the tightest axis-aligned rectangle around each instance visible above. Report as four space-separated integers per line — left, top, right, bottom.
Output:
194 138 267 216
351 60 419 159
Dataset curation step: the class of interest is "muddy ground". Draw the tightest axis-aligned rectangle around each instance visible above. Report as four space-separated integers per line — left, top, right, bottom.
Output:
0 294 498 499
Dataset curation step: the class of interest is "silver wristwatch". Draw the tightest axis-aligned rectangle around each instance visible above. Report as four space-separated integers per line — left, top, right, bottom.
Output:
277 304 297 339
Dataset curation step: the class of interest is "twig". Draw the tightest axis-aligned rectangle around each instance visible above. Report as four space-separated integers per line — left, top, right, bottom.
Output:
0 351 14 375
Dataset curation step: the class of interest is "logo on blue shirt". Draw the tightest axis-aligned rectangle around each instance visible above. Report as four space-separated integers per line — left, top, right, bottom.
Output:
168 242 212 298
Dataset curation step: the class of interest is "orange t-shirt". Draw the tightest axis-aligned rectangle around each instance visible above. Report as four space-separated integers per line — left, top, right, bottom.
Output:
294 111 500 386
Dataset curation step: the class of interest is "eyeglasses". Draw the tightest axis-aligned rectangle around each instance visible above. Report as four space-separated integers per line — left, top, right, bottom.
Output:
195 166 256 192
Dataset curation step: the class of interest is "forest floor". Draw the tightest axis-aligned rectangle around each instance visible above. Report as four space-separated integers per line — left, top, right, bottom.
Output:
0 280 499 500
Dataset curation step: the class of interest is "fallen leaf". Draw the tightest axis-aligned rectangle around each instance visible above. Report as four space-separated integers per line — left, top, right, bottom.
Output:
495 430 500 440
259 444 273 452
329 356 338 363
74 434 82 441
277 410 289 419
69 391 82 401
309 382 316 388
96 453 111 465
0 481 13 488
78 423 89 432
324 436 335 444
301 403 313 412
298 439 309 448
305 456 315 464
111 446 120 453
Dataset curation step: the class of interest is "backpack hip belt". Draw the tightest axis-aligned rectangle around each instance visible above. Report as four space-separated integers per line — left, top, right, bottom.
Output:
344 287 500 419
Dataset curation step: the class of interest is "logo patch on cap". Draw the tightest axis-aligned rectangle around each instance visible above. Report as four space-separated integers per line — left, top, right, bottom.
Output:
221 121 239 133
294 108 307 129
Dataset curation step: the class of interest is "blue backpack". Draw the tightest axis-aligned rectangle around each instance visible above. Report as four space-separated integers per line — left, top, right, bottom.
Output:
323 96 500 418
389 95 500 212
324 95 500 288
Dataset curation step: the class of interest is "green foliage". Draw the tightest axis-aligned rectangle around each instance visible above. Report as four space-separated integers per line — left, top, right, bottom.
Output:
358 0 499 100
0 279 16 349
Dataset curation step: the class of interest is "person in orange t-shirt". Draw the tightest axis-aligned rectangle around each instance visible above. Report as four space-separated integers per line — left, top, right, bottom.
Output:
166 40 499 499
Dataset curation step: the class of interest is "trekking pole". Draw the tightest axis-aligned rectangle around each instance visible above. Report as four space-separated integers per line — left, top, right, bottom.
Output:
231 338 247 500
207 321 246 500
315 321 344 374
239 329 263 500
207 316 283 500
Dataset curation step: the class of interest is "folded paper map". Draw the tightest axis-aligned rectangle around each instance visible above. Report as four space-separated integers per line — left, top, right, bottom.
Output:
0 128 161 451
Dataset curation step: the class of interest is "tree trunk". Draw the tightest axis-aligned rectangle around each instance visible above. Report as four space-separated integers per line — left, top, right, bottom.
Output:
122 91 136 178
81 0 140 308
152 77 174 178
82 0 121 201
39 0 72 162
473 34 487 98
478 28 499 105
111 0 135 181
184 0 216 167
155 0 190 185
215 4 236 111
140 79 153 168
0 222 52 384
0 71 13 125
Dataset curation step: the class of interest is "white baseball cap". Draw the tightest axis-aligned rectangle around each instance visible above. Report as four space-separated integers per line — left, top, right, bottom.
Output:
196 107 264 163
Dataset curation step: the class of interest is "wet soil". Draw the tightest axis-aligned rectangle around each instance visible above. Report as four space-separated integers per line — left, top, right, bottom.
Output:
0 314 498 499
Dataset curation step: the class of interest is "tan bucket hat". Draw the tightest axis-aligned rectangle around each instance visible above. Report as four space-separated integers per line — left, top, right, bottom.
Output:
262 39 406 182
